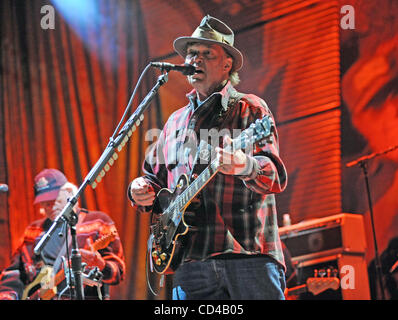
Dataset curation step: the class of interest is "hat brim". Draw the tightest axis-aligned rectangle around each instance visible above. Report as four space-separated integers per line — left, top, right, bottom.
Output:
173 36 243 72
34 188 60 205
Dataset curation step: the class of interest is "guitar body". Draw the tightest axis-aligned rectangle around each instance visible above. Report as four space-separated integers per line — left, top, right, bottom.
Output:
150 174 191 274
21 266 54 300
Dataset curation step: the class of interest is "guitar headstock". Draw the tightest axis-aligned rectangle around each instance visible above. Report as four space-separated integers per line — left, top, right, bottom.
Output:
306 268 340 296
233 115 275 150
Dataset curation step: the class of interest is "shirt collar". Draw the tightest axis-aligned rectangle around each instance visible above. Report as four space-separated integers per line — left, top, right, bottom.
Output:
186 81 237 111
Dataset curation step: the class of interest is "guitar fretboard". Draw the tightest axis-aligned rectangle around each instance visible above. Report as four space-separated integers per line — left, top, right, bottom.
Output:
165 115 272 215
172 159 220 212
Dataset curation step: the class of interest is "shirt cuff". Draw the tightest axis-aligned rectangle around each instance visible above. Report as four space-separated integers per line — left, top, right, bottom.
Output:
127 181 153 213
236 155 258 181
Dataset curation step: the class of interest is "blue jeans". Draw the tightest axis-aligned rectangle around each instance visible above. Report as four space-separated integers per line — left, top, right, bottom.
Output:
172 255 286 300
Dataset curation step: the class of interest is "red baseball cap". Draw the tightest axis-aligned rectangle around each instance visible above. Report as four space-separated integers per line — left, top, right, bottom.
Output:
33 169 67 205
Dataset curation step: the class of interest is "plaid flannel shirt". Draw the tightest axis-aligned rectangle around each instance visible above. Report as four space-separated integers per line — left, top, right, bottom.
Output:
129 82 287 269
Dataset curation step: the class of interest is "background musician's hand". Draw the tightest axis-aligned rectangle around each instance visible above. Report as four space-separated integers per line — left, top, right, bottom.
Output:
80 238 106 270
129 177 155 206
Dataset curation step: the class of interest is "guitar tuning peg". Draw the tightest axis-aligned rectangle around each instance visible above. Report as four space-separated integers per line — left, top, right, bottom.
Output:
318 268 326 277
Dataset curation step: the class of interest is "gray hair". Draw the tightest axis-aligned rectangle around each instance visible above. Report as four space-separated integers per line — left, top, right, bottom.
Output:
229 71 240 86
224 49 240 86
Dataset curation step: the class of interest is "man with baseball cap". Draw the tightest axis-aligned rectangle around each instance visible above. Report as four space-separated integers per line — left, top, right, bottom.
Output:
33 168 68 203
129 15 287 299
0 168 126 300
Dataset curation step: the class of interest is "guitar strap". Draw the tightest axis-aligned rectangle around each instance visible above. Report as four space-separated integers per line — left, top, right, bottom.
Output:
52 208 88 274
52 208 88 276
52 222 72 274
188 91 245 180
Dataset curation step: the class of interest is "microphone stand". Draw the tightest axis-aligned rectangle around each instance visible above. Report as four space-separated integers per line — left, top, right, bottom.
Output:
34 67 169 299
70 222 84 300
346 144 398 300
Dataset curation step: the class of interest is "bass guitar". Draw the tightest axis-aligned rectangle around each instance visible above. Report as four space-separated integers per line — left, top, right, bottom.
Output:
148 115 275 274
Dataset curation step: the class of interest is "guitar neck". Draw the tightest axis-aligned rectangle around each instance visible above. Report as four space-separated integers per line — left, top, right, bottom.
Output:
172 114 274 211
177 159 220 210
286 284 308 296
286 276 340 298
176 140 246 209
54 268 66 287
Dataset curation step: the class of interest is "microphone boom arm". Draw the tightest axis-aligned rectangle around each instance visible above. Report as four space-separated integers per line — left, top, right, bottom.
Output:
35 71 168 256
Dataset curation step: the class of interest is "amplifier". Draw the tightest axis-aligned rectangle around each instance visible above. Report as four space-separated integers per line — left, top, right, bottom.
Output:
279 213 367 262
280 213 370 300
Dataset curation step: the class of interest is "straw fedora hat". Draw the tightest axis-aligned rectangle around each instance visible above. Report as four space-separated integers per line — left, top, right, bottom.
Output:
173 15 243 72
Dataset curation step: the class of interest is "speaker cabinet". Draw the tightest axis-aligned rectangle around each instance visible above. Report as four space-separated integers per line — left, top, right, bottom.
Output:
280 213 371 300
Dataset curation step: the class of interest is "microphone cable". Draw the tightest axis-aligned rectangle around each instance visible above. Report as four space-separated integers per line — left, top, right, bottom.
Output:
110 63 152 142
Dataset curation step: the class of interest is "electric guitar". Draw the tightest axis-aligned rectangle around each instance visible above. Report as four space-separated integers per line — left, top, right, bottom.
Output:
148 115 275 274
22 231 117 300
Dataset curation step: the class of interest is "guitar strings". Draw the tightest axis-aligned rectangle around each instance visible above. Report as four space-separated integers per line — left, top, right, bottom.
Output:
165 131 254 216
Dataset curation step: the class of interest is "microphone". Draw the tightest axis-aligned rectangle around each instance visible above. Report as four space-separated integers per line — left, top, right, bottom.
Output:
150 62 196 75
0 184 8 192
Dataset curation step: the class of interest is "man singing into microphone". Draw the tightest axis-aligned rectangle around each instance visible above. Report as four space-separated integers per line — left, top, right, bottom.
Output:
0 169 125 300
128 15 288 300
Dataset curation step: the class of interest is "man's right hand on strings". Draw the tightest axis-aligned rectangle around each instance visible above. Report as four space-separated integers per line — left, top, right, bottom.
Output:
129 177 155 206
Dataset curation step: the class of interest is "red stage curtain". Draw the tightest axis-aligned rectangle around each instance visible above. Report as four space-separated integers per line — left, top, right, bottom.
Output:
2 0 397 301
